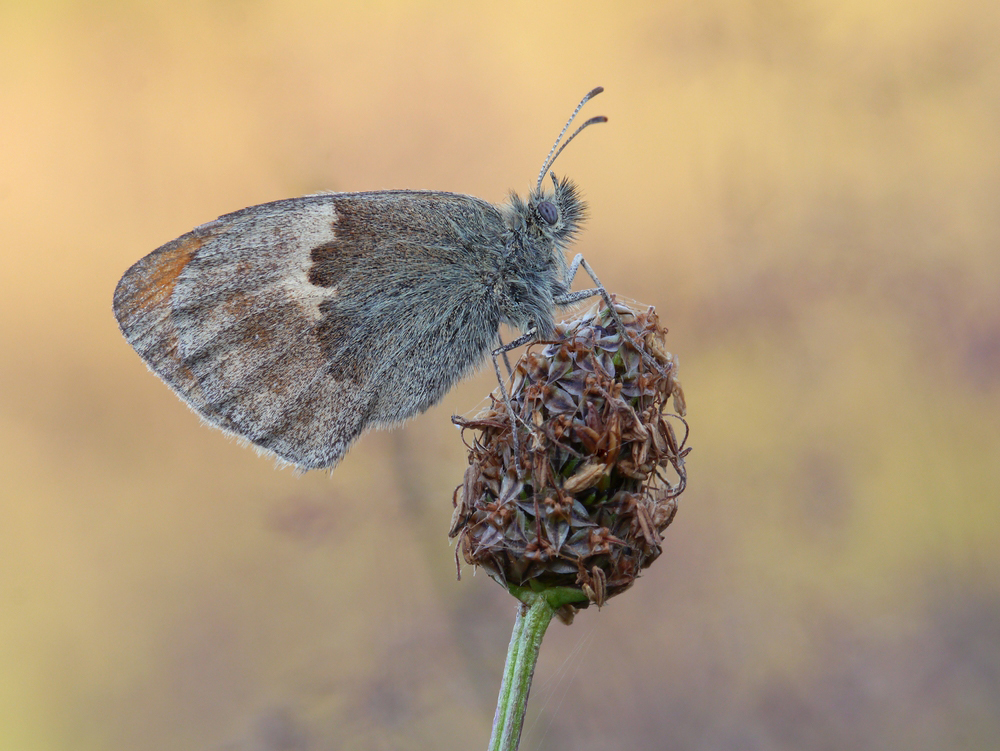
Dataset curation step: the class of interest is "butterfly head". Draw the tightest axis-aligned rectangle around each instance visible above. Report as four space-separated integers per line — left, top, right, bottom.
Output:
523 171 586 253
525 86 606 255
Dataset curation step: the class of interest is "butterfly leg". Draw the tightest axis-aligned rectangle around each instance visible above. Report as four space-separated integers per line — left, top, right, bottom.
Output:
497 334 516 378
556 254 670 378
556 253 617 310
490 329 539 470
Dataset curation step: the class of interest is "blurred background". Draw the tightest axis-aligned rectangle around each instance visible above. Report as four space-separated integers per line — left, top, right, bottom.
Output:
2 1 998 749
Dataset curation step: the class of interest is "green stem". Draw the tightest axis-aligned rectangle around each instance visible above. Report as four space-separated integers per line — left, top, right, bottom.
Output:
488 587 589 751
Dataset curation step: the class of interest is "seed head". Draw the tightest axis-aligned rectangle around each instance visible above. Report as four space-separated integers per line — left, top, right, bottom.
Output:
451 301 689 621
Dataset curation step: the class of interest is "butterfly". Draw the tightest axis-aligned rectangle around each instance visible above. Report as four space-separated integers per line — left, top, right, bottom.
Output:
113 87 615 470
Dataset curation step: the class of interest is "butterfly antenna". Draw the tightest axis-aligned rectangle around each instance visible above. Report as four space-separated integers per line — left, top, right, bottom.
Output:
536 87 607 191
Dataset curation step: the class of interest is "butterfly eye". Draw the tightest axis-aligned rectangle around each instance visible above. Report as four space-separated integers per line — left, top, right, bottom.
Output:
537 200 559 226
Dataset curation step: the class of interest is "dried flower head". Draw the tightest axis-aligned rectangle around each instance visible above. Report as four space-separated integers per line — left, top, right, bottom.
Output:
451 300 689 620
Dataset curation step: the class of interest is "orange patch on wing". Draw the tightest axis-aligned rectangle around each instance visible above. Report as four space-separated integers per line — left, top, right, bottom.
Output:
114 235 205 328
113 233 208 401
132 234 205 313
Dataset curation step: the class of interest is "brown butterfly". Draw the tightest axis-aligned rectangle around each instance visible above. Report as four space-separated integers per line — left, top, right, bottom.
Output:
114 87 615 470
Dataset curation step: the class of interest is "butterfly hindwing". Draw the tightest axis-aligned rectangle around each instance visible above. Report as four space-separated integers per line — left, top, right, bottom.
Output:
114 192 506 469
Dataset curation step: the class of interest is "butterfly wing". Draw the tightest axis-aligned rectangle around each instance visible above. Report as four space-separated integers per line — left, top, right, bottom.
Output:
113 192 505 470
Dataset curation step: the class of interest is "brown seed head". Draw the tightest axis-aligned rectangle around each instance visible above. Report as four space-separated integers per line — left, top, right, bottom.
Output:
451 301 689 619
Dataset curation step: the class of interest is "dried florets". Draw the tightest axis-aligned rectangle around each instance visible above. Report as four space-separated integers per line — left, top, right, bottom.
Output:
451 301 689 620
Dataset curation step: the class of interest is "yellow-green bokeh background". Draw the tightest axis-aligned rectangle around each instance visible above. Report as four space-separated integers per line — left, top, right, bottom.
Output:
3 1 998 749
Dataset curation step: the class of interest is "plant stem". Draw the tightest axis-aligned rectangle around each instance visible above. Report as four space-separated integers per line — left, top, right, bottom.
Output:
488 594 554 751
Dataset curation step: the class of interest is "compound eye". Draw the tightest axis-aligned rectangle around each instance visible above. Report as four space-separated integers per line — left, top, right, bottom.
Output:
537 200 559 226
